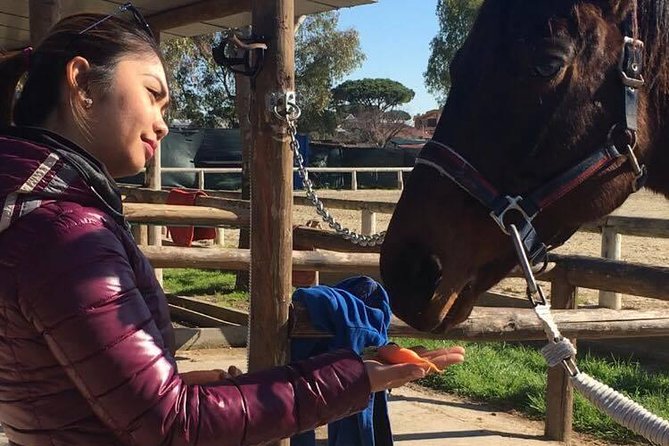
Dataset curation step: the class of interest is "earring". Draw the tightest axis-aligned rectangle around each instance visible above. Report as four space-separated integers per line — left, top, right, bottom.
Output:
83 98 93 109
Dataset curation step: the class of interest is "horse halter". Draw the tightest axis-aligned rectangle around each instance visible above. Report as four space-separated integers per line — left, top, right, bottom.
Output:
415 10 648 302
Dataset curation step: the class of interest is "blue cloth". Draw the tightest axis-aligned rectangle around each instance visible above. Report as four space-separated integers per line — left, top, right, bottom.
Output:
290 276 393 446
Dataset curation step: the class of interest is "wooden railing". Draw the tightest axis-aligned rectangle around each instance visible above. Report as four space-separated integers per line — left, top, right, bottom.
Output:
140 244 669 443
152 166 413 191
122 186 669 443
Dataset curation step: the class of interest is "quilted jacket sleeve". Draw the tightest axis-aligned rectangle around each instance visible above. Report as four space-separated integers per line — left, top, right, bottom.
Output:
15 211 371 446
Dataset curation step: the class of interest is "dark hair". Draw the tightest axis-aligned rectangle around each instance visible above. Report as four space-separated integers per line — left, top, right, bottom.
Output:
0 13 163 129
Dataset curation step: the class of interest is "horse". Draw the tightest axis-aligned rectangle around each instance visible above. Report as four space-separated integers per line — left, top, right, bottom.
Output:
380 0 669 333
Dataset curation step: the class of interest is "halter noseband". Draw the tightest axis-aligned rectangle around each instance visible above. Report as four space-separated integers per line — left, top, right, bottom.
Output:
415 11 648 288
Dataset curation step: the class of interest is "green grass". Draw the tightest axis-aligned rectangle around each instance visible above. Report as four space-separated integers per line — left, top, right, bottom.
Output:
163 269 249 310
395 338 669 445
161 269 669 444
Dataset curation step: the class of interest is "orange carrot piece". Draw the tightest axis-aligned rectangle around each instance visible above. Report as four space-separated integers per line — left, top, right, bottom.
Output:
375 344 443 374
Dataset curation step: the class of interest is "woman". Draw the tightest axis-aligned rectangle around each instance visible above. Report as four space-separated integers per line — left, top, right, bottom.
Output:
0 7 465 446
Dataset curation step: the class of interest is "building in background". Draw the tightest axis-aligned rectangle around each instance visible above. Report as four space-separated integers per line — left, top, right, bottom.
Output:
413 109 442 138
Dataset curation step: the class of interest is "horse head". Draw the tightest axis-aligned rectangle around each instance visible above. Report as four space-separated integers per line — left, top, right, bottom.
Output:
381 0 669 332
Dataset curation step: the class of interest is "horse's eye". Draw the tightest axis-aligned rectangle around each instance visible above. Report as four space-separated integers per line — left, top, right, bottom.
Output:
531 55 565 78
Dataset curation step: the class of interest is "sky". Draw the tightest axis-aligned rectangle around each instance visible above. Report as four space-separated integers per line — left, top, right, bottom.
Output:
337 0 442 117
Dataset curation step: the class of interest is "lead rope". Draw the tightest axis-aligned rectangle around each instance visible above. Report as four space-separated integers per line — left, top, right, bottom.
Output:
509 224 669 446
274 96 386 246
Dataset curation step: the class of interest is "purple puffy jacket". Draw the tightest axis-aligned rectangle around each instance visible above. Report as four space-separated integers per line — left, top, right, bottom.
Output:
0 127 371 446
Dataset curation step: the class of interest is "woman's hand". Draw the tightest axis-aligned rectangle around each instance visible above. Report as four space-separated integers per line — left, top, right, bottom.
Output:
180 365 243 385
364 346 465 393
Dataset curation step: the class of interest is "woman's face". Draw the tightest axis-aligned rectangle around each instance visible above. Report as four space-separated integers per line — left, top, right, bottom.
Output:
88 53 169 178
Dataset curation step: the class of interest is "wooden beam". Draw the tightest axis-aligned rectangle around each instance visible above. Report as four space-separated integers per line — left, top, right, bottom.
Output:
141 246 669 300
293 226 380 253
247 0 295 416
552 254 669 301
545 272 578 443
167 294 249 326
123 202 249 226
29 0 61 45
147 0 250 32
290 303 669 341
168 304 235 328
121 187 249 212
581 216 669 238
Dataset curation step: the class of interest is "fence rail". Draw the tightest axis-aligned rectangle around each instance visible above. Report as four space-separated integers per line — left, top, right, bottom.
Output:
150 167 413 191
127 187 669 443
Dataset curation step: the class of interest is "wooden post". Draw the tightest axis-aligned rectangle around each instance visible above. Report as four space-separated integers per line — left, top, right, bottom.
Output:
29 0 61 45
351 171 358 191
249 0 294 421
234 25 253 292
361 210 376 235
599 227 622 309
198 170 206 190
397 170 404 190
215 228 225 246
146 29 163 285
131 224 149 246
545 273 577 444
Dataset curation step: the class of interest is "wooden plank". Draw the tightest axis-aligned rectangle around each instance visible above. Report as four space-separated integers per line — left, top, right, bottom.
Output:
147 0 249 32
124 202 249 226
293 195 396 212
122 187 249 212
121 186 396 213
29 0 61 44
168 304 234 328
605 215 669 238
247 6 294 429
290 304 669 341
545 273 577 442
581 216 669 238
167 294 248 326
142 246 380 274
552 254 669 301
293 226 380 252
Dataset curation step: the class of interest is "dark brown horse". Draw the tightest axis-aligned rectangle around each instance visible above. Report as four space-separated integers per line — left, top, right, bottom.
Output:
381 0 669 332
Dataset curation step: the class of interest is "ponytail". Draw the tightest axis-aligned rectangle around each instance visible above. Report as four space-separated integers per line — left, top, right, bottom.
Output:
0 48 31 126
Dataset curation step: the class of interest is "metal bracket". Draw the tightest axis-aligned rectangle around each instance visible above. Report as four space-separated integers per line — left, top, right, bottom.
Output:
490 195 535 235
271 91 301 122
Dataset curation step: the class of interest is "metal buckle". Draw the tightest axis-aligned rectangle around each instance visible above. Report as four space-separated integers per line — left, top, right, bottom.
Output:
620 37 645 89
562 357 580 377
490 196 534 235
622 143 647 191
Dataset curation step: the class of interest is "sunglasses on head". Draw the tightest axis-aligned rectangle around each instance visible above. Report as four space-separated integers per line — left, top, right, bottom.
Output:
79 2 154 39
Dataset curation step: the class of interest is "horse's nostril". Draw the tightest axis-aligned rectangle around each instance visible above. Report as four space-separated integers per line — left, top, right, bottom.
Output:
398 246 442 303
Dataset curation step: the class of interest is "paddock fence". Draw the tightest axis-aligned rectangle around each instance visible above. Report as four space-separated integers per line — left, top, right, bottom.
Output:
121 186 669 443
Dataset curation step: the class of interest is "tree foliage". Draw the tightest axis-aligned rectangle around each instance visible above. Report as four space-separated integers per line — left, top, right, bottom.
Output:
332 78 415 147
424 0 483 102
295 12 365 137
332 78 415 112
161 12 363 134
161 34 237 128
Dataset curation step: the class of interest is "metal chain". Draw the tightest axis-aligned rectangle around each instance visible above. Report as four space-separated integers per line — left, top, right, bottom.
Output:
274 96 386 246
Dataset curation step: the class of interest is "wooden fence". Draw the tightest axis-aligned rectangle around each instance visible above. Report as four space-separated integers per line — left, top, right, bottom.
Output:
152 166 414 191
122 187 669 443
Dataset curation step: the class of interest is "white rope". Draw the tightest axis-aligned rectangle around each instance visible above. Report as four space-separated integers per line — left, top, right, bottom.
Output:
531 298 669 445
540 338 576 368
572 373 669 446
533 303 562 341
